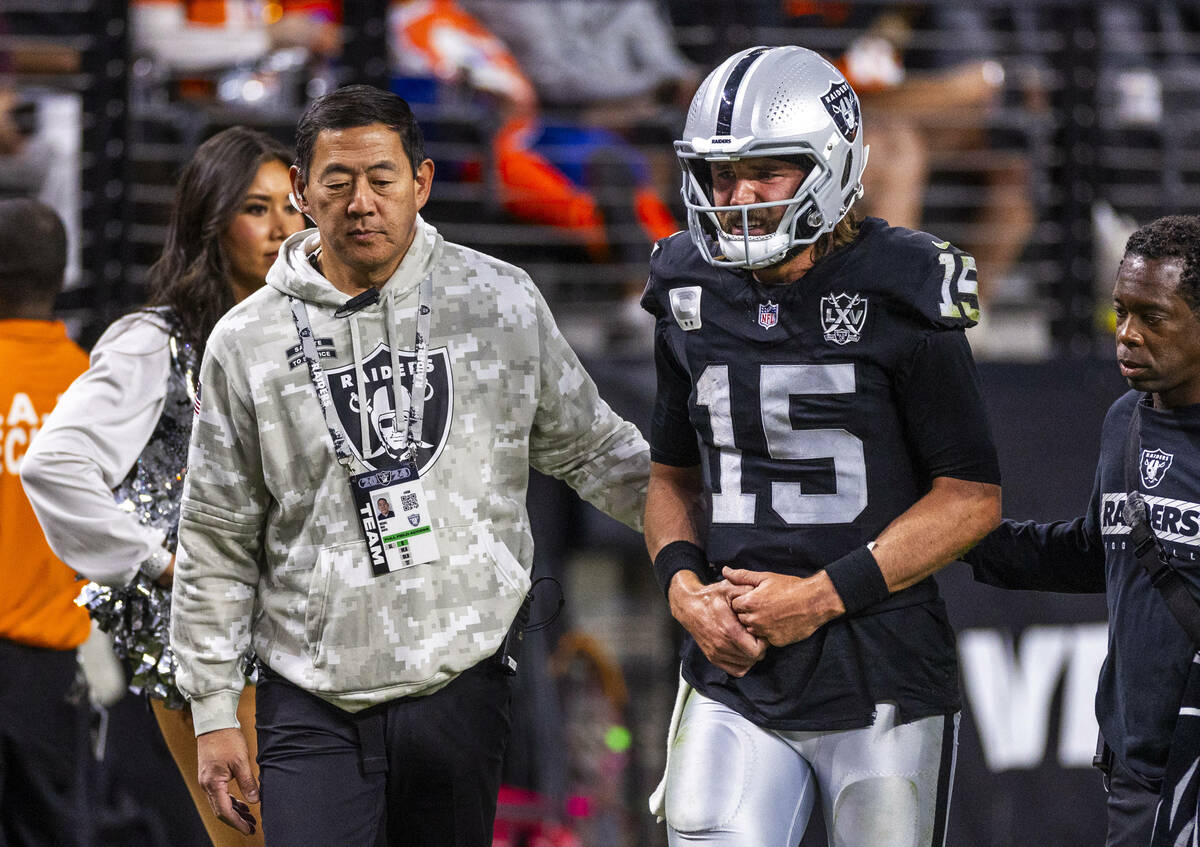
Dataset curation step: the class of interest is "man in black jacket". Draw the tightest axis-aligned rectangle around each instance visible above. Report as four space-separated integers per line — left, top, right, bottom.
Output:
966 215 1200 847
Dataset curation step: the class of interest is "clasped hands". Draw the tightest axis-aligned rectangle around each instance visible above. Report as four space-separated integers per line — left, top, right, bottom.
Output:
669 567 845 677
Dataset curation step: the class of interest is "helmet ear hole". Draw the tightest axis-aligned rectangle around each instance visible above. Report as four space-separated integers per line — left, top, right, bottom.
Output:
841 152 854 190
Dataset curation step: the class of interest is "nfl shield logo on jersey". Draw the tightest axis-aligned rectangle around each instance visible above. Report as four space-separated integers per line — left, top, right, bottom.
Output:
758 301 779 329
1140 448 1174 489
821 292 868 345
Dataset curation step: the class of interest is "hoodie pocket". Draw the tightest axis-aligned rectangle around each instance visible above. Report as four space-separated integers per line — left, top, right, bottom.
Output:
483 522 531 597
302 540 356 653
302 521 530 687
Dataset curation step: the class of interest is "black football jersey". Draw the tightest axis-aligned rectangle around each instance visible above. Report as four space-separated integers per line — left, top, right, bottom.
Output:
642 217 1001 730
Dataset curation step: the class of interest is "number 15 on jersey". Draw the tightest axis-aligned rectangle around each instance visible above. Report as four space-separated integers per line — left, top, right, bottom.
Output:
695 363 868 526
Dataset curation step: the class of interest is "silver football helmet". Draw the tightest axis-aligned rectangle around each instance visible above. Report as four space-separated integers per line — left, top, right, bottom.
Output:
677 45 869 269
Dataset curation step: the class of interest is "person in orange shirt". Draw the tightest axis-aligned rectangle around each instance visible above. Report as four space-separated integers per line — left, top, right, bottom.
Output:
0 198 92 847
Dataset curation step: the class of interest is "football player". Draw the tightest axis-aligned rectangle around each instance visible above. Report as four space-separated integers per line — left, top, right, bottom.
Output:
642 46 1002 846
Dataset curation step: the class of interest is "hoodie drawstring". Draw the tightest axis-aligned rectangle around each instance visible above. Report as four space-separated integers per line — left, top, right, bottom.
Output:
348 316 372 456
347 280 429 466
384 289 409 457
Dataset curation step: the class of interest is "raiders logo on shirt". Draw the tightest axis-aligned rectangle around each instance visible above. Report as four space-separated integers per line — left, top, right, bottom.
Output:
1141 448 1174 489
325 342 453 474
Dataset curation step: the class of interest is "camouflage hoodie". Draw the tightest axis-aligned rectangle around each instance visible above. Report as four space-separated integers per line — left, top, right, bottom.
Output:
172 217 649 734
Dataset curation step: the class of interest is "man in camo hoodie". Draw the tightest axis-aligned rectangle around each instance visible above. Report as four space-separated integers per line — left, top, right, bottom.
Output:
170 85 649 846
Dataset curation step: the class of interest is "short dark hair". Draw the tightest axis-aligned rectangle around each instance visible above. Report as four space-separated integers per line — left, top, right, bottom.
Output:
1123 215 1200 316
295 84 426 179
0 198 67 311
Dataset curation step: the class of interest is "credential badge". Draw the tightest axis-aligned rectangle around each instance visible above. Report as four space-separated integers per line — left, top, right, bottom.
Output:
669 286 703 331
821 292 867 345
820 80 860 143
758 301 779 329
1141 448 1174 489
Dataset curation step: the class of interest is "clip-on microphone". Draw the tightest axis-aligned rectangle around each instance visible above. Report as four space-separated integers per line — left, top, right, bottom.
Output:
333 288 380 318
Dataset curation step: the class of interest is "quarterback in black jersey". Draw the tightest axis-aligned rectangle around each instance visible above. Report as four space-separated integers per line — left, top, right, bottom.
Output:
642 46 1001 846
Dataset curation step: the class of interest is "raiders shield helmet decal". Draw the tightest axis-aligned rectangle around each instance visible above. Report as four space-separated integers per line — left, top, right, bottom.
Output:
326 342 453 474
820 79 860 143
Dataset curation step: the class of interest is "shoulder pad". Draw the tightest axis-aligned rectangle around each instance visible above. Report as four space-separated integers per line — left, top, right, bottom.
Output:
864 225 981 330
641 232 710 320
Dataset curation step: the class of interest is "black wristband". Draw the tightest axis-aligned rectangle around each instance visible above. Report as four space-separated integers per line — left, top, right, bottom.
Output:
824 545 889 616
653 540 708 597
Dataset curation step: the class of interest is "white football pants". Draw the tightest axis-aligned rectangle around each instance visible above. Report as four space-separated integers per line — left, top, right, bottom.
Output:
664 691 958 847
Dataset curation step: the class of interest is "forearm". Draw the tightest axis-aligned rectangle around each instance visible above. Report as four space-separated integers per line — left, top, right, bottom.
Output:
646 462 766 672
171 513 261 734
745 477 999 634
644 462 704 559
529 289 649 530
538 415 649 532
21 447 166 585
963 516 1106 593
869 476 1002 593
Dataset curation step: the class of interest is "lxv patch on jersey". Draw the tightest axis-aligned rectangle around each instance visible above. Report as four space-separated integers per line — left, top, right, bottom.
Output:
669 286 703 331
821 292 867 345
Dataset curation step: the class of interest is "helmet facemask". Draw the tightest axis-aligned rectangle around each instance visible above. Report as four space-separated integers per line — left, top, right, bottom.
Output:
679 150 837 270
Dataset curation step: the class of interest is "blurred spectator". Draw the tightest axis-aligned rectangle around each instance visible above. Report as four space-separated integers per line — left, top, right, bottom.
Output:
1093 2 1200 218
549 632 634 845
390 0 680 270
849 6 1039 306
132 0 340 74
131 0 342 108
0 9 84 287
1090 1 1200 327
462 0 697 128
0 198 92 847
0 84 44 199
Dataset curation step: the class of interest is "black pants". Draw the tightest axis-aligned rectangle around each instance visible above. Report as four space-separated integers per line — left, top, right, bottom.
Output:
1105 754 1159 847
255 659 513 847
0 638 90 847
